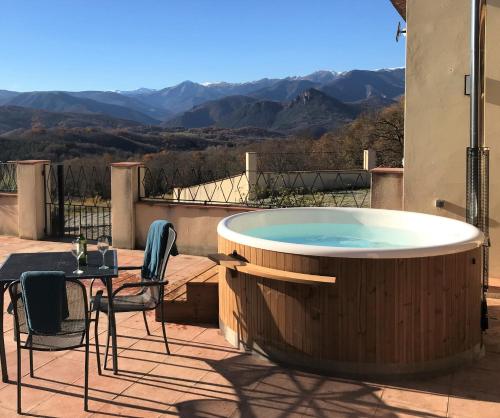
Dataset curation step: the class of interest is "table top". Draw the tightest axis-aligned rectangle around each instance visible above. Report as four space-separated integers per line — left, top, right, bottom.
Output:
0 250 119 282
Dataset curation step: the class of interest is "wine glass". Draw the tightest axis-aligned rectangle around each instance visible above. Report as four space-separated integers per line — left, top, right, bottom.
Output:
97 236 110 270
71 239 84 274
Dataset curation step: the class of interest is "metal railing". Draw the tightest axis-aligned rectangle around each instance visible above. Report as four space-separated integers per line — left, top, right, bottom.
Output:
139 165 370 208
44 164 111 240
0 162 17 192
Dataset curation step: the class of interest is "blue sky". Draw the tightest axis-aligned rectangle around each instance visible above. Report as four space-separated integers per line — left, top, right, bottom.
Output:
0 1 405 92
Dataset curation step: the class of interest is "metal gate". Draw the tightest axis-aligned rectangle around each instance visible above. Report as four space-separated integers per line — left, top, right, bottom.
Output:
44 164 111 240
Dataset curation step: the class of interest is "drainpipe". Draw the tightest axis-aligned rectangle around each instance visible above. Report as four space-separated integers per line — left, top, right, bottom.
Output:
467 0 481 226
467 0 489 332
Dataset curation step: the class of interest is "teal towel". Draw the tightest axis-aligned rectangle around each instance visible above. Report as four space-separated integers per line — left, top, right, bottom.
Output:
141 220 178 280
20 271 69 335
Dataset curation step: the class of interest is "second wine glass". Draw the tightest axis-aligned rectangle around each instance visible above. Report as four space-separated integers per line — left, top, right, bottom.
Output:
97 236 110 270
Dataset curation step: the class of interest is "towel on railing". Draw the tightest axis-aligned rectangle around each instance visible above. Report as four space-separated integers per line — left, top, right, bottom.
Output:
20 271 69 335
141 220 178 280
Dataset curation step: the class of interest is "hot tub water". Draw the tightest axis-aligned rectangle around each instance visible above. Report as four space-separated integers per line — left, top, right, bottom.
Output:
245 223 424 249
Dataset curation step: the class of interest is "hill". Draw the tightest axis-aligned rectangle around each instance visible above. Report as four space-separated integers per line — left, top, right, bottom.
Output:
165 89 363 132
164 96 262 128
68 91 170 120
272 89 358 131
0 106 141 134
6 92 160 125
320 69 405 102
0 90 20 105
250 79 319 102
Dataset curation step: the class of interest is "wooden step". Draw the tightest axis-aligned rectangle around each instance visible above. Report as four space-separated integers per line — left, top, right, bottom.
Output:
157 263 219 324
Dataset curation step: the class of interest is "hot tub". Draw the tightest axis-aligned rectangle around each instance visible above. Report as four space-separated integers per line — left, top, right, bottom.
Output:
216 207 484 376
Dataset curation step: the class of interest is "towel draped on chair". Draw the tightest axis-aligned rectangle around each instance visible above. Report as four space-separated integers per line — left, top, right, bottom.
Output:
20 271 69 335
141 220 178 280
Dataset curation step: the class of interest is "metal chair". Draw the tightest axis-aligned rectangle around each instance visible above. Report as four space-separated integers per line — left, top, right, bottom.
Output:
91 226 177 374
8 272 91 414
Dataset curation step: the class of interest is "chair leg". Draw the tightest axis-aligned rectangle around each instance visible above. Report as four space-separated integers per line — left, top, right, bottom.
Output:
16 343 21 414
142 311 151 336
94 311 102 375
160 303 170 355
104 315 111 371
84 326 90 411
29 348 34 377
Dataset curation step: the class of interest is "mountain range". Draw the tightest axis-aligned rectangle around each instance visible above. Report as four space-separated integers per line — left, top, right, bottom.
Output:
164 89 366 132
0 68 404 133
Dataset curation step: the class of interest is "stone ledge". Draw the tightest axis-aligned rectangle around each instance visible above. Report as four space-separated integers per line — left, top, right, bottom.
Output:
16 160 50 165
371 167 404 174
111 162 144 168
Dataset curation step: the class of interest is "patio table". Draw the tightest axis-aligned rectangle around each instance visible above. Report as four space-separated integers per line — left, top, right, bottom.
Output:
0 250 120 383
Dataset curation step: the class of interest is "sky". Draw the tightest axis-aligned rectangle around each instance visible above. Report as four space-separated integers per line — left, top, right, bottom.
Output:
0 0 406 92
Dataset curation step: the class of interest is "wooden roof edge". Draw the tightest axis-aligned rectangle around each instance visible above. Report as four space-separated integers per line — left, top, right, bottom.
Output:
390 0 406 21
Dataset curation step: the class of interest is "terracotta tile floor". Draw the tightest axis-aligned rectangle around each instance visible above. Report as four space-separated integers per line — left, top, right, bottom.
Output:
0 237 499 417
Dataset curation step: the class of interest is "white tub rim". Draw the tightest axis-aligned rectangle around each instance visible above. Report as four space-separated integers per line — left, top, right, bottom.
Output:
217 207 484 259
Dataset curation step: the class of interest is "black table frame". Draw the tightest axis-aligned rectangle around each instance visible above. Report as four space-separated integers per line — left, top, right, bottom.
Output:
0 250 120 382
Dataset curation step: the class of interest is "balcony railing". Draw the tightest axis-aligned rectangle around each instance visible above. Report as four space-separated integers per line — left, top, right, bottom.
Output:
0 163 17 192
139 162 370 208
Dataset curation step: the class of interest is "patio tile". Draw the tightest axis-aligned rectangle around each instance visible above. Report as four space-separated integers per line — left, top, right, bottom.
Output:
380 386 449 416
168 372 241 416
0 378 61 412
448 394 500 418
124 336 174 365
101 377 186 415
0 406 18 418
374 403 446 417
163 323 207 342
26 391 93 418
306 401 378 417
174 340 237 362
142 357 213 396
1 237 500 417
451 367 500 399
92 396 164 418
119 311 163 332
71 368 140 401
168 398 240 418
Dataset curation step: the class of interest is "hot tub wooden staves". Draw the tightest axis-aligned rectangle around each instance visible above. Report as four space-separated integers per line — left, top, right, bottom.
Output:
217 236 483 377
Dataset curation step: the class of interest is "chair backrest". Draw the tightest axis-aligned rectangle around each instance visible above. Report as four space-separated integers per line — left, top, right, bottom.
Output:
141 227 176 308
9 273 89 350
157 227 177 281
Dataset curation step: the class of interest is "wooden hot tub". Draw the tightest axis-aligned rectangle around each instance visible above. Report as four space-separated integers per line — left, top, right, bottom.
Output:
215 208 484 377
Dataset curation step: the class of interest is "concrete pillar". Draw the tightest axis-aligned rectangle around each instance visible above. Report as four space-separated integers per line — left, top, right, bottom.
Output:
246 152 258 201
111 162 142 249
363 149 377 171
370 168 404 210
17 160 50 240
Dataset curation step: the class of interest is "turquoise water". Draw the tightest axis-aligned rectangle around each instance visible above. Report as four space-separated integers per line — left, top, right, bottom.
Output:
244 223 421 249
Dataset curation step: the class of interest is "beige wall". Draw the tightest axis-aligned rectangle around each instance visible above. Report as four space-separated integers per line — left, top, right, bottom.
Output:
404 0 470 221
485 1 500 277
405 0 500 276
135 201 255 255
174 173 249 204
370 169 403 210
0 193 18 236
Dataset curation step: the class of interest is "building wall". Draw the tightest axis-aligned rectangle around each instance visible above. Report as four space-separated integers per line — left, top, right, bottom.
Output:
484 1 500 277
405 0 500 276
0 193 18 236
174 173 249 204
135 201 255 255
